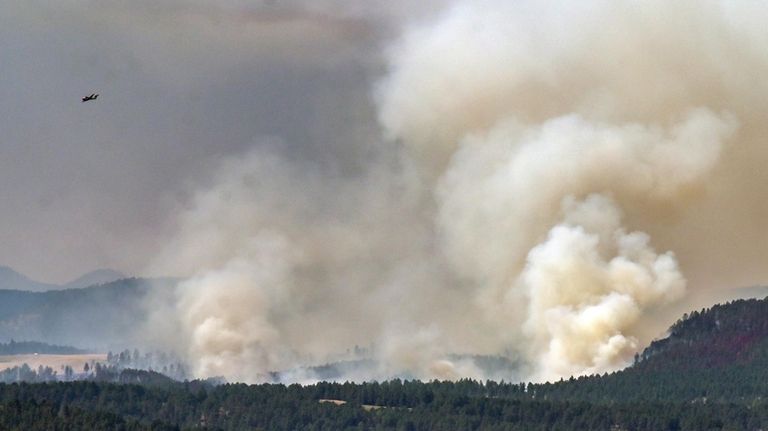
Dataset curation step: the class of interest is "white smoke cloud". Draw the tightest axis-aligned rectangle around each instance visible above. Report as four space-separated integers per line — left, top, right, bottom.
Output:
521 195 685 380
150 0 768 383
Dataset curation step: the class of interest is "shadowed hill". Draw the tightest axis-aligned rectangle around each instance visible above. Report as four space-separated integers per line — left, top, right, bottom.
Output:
637 297 768 371
63 269 127 289
0 266 128 292
0 278 175 350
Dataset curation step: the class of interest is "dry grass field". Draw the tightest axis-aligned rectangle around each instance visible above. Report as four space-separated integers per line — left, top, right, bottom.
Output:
0 354 106 372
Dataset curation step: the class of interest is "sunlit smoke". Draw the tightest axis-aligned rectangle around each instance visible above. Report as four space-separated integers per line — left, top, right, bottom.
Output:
521 195 685 380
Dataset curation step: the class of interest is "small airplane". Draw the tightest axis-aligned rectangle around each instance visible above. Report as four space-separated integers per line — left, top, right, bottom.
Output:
82 93 99 102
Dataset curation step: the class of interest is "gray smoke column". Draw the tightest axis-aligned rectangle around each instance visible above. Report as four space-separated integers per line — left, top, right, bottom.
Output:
149 149 473 382
152 0 768 382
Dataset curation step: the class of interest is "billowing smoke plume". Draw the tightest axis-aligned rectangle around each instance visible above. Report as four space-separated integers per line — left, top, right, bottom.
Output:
521 195 686 380
427 109 735 377
150 0 768 382
149 150 479 382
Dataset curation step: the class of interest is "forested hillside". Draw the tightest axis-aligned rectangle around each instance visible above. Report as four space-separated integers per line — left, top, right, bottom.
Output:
0 278 174 349
641 297 768 370
525 297 768 404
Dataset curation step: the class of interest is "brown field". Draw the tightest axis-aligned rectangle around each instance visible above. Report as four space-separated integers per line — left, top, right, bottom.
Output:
319 399 347 406
0 354 106 372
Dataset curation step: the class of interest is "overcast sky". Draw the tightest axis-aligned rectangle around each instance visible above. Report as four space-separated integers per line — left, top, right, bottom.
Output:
0 1 449 283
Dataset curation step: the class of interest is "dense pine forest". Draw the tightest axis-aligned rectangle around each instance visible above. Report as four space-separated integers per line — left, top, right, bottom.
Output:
2 297 768 430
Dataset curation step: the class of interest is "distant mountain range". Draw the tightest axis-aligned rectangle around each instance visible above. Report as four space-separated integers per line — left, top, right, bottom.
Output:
0 266 126 292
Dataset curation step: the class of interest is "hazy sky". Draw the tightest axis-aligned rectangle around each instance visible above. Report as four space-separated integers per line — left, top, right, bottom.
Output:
0 1 447 283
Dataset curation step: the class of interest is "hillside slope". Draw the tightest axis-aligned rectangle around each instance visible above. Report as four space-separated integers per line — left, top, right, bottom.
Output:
530 296 768 404
0 266 128 292
0 278 174 350
63 269 127 289
638 297 768 370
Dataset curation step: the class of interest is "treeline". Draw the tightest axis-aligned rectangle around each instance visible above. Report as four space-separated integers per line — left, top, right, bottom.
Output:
0 379 766 430
106 349 188 381
0 363 174 386
0 340 86 355
0 347 187 384
0 364 64 384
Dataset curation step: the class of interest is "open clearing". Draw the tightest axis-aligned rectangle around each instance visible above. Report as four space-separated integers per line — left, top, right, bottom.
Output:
0 354 106 371
319 399 394 411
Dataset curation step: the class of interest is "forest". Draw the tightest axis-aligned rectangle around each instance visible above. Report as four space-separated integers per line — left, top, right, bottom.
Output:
0 377 766 430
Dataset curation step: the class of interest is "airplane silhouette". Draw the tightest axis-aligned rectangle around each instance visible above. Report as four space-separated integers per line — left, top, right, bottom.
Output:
82 93 99 102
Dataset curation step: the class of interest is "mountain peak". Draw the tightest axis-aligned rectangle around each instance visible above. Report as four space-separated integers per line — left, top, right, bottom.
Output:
0 266 59 292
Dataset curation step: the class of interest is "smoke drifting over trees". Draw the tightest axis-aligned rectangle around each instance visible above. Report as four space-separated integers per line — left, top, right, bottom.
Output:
5 1 767 382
